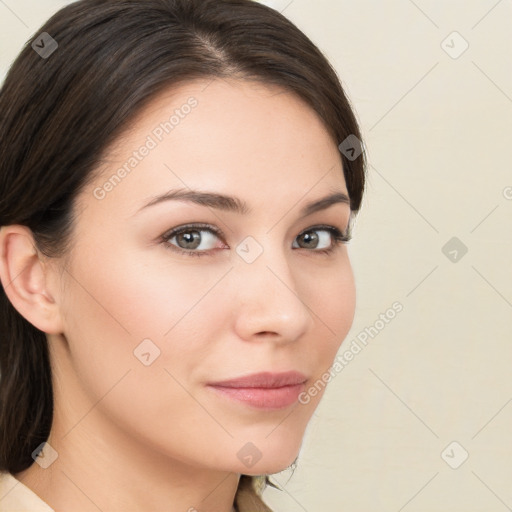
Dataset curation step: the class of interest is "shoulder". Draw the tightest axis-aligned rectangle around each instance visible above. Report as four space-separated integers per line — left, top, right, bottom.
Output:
0 471 55 511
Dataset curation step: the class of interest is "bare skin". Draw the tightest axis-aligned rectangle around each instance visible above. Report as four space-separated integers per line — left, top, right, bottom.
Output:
0 77 356 511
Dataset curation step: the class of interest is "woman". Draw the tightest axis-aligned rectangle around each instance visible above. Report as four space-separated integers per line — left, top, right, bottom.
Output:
0 0 366 510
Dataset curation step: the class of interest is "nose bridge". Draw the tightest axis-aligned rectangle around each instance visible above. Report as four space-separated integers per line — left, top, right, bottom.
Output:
232 236 313 341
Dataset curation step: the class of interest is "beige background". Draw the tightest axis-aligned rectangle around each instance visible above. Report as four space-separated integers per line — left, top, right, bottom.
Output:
1 1 511 510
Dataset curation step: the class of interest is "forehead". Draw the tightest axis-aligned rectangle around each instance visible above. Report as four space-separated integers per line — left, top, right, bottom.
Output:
81 77 347 218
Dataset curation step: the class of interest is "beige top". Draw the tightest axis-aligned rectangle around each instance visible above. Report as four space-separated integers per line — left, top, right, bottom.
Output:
0 471 54 511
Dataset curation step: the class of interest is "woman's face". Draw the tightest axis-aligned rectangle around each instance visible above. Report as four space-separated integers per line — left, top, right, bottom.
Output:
50 78 356 475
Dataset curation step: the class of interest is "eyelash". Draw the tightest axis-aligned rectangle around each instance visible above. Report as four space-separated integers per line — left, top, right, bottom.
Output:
160 222 351 258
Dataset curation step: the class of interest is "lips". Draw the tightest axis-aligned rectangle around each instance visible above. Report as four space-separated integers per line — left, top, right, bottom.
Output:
207 371 308 409
209 371 307 389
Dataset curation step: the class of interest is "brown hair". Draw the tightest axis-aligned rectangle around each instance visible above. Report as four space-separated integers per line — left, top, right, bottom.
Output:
0 0 365 510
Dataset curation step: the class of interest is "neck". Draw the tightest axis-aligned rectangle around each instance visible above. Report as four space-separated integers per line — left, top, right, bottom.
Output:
16 421 240 511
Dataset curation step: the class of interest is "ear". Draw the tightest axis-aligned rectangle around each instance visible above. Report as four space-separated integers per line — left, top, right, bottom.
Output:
0 225 64 334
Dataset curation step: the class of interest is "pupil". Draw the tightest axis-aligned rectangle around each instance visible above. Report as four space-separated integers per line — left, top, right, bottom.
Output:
178 231 200 249
301 231 318 248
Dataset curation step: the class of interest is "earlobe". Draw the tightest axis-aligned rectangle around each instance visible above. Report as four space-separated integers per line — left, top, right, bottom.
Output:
0 225 64 334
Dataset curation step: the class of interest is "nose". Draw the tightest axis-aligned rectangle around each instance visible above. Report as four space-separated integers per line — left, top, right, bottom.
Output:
231 243 314 344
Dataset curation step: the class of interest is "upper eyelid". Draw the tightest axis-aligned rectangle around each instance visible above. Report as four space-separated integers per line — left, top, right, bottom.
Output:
162 222 226 240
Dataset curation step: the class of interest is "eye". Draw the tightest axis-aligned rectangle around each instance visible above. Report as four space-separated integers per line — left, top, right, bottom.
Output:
292 225 350 254
162 223 226 257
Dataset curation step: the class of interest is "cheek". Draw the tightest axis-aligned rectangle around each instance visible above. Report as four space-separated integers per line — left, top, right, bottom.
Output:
310 253 356 345
60 244 225 361
57 248 236 460
300 254 356 404
58 238 241 410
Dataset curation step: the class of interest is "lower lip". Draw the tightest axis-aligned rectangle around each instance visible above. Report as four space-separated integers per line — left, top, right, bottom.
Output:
207 383 306 409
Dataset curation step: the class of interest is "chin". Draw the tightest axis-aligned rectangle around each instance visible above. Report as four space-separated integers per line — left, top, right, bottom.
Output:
240 458 297 476
232 438 302 476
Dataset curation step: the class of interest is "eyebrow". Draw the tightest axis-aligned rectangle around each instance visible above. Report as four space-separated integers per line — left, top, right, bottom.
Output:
136 188 351 217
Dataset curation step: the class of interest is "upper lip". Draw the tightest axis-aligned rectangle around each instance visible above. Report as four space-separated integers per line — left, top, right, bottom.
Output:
208 371 308 389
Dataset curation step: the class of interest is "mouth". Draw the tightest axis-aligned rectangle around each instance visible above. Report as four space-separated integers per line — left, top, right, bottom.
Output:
207 371 308 410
